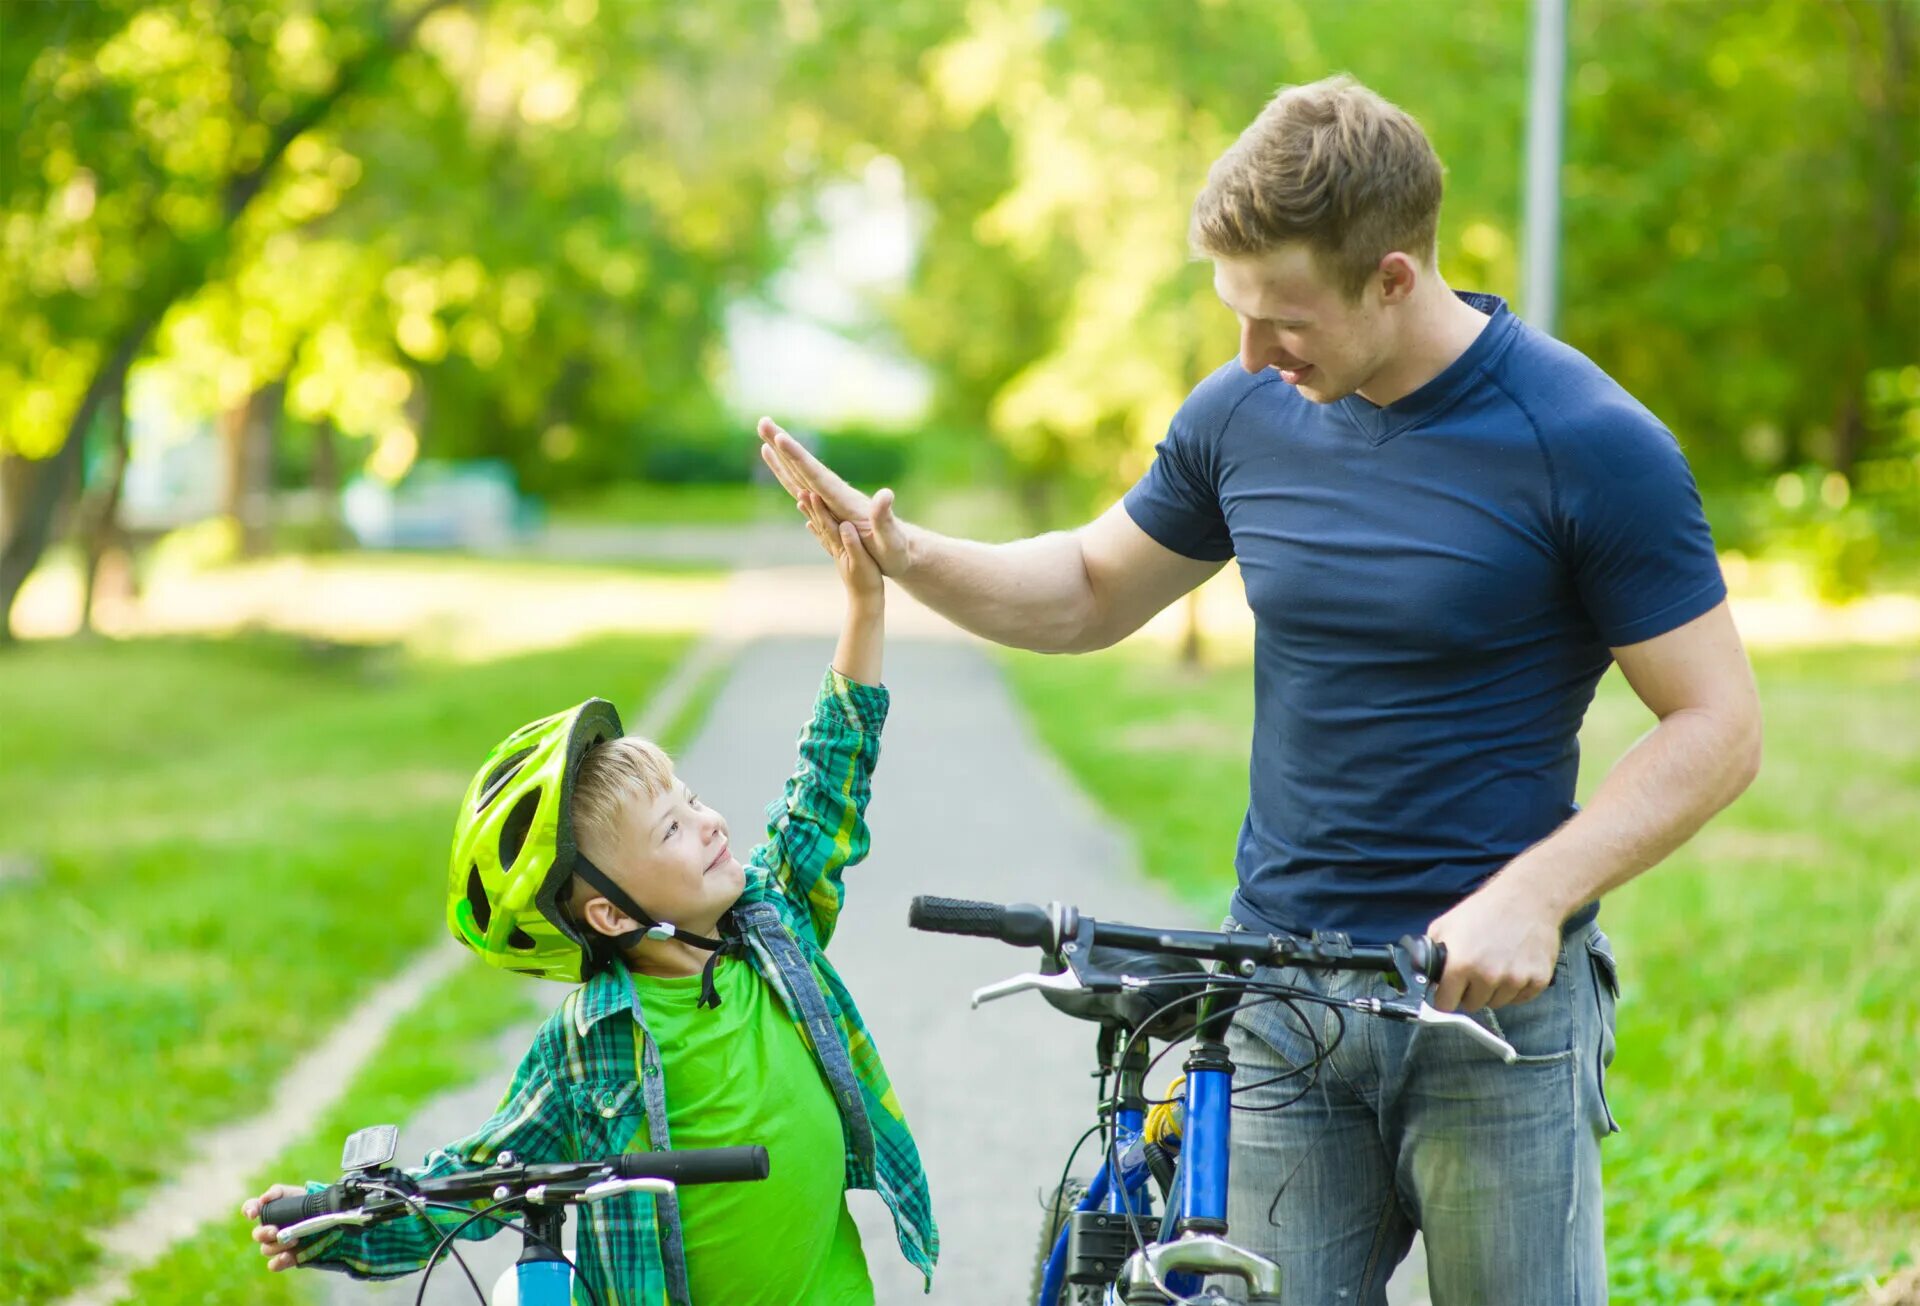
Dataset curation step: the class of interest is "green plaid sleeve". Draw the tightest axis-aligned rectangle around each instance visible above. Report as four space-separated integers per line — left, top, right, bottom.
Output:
295 1040 576 1279
757 667 889 949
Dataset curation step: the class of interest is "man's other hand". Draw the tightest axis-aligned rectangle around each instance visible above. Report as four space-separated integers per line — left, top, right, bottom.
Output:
757 417 912 575
1426 887 1561 1011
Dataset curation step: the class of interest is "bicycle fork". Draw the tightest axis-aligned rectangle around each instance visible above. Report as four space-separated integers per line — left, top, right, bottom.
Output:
1121 1036 1282 1305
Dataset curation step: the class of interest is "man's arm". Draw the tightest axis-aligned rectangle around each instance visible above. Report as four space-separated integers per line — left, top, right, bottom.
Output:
762 419 1222 652
1428 600 1763 1011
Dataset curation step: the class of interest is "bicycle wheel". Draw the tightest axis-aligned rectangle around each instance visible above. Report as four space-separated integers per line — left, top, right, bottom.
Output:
1029 1178 1102 1305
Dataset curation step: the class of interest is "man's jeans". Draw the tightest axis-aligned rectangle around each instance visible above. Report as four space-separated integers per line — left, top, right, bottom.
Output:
1218 914 1621 1304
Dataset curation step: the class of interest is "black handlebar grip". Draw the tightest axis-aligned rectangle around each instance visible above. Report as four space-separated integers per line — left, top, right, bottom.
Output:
1397 934 1447 985
614 1145 770 1186
907 895 1008 938
261 1185 347 1229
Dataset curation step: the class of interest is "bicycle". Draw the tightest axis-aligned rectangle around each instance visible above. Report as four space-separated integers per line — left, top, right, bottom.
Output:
906 895 1518 1306
259 1124 769 1305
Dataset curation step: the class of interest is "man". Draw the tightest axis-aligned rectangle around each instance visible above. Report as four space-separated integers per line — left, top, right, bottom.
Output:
757 74 1760 1303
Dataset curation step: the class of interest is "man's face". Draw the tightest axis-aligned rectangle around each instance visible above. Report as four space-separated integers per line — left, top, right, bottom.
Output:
593 776 744 935
1213 244 1388 404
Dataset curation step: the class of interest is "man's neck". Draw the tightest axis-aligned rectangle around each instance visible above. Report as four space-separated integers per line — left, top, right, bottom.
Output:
1356 285 1492 409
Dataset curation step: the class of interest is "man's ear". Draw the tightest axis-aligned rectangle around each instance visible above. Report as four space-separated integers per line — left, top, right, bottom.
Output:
582 895 637 938
1377 251 1419 305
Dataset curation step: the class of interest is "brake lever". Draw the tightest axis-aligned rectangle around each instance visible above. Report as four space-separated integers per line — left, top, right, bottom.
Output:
1414 1003 1519 1063
578 1176 676 1204
1367 937 1520 1064
971 969 1087 1008
277 1209 377 1243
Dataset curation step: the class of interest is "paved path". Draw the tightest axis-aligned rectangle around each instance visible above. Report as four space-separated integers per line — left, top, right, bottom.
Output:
321 587 1428 1302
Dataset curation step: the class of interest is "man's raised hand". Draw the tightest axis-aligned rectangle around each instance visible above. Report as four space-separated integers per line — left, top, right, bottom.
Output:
757 417 911 575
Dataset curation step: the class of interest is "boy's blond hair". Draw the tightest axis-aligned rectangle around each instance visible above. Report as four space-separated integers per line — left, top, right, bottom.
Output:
1189 74 1444 300
567 736 676 916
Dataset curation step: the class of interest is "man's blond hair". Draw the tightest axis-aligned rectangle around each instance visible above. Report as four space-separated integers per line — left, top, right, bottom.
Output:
570 735 675 875
1190 75 1443 300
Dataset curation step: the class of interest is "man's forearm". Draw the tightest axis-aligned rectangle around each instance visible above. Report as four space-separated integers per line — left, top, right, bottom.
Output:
895 523 1103 653
1484 705 1762 921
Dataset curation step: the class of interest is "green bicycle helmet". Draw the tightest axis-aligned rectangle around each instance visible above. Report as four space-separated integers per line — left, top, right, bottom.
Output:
447 699 620 982
447 699 736 991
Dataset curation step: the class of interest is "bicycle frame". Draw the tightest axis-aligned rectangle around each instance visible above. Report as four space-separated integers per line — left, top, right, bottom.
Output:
913 894 1510 1306
1036 1019 1242 1305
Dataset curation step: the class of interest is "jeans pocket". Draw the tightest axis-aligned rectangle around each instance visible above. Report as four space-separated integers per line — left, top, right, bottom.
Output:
1585 929 1621 1135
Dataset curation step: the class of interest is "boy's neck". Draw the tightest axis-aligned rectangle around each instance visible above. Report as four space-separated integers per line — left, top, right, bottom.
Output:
620 922 729 978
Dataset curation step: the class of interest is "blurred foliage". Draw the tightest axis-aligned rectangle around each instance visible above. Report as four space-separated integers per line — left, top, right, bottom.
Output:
873 0 1918 537
2 0 1914 609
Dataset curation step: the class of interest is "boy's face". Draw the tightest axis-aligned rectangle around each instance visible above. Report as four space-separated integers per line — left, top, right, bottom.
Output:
592 776 744 936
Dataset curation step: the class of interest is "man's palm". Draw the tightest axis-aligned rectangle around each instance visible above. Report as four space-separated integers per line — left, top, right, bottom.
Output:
757 417 910 574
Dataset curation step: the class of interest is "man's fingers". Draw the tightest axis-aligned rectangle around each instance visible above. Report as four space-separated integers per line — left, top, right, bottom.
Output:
760 442 807 501
772 431 863 513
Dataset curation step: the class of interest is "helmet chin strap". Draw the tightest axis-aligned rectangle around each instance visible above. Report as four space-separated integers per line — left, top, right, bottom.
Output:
573 856 742 1009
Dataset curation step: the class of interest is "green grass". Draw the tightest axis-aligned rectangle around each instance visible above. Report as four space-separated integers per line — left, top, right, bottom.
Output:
545 480 789 527
1000 641 1920 1303
120 962 545 1305
0 629 689 1302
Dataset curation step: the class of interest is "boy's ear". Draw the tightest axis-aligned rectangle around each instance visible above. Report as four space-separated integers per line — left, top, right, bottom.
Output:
582 895 636 939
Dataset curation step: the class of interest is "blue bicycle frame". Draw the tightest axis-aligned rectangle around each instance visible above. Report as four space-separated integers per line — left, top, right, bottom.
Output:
1036 1037 1234 1304
505 1205 575 1305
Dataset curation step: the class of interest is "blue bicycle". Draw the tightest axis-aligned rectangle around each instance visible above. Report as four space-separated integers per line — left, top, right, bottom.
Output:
261 1125 768 1305
907 895 1516 1305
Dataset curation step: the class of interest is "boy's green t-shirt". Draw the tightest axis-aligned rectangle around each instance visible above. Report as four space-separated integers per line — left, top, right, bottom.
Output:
632 956 874 1305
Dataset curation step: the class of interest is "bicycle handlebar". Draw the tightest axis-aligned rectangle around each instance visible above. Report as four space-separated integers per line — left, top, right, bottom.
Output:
261 1145 771 1233
907 895 1445 983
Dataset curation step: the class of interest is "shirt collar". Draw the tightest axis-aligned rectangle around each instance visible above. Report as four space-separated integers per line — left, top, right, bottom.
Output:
572 959 639 1036
1335 291 1517 446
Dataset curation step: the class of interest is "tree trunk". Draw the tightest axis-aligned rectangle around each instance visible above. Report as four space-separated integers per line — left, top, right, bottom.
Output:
0 316 149 646
221 382 283 556
310 417 347 550
1179 587 1204 669
78 375 133 635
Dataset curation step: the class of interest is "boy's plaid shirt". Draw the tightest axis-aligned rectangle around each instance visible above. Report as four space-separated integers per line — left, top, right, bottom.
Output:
298 669 938 1304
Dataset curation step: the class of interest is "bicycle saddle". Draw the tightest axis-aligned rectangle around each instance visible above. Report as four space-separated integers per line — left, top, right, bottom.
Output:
1041 946 1210 1040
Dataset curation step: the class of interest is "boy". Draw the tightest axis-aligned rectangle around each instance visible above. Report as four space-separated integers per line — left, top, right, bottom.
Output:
245 515 936 1303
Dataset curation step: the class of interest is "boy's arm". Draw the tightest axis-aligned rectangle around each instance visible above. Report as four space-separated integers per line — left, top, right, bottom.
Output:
259 1043 575 1279
753 508 887 947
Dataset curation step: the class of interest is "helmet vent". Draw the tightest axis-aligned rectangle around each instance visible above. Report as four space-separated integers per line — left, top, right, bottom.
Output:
466 866 491 931
509 926 537 950
499 788 542 870
476 748 535 812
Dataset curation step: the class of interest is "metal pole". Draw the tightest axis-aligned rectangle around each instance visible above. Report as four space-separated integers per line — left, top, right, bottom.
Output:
1523 0 1568 336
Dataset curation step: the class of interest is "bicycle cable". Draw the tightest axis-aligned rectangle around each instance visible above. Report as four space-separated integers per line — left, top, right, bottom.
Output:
412 1192 610 1306
350 1178 486 1302
1091 973 1365 1304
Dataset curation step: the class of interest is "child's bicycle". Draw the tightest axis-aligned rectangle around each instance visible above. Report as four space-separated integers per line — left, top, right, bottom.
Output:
260 1124 769 1305
906 895 1519 1306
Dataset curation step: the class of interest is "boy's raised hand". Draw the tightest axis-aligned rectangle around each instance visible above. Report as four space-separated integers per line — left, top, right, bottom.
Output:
814 507 885 603
241 1184 306 1271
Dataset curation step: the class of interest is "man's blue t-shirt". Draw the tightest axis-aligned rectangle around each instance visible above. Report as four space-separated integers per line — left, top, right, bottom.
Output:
1124 293 1726 944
